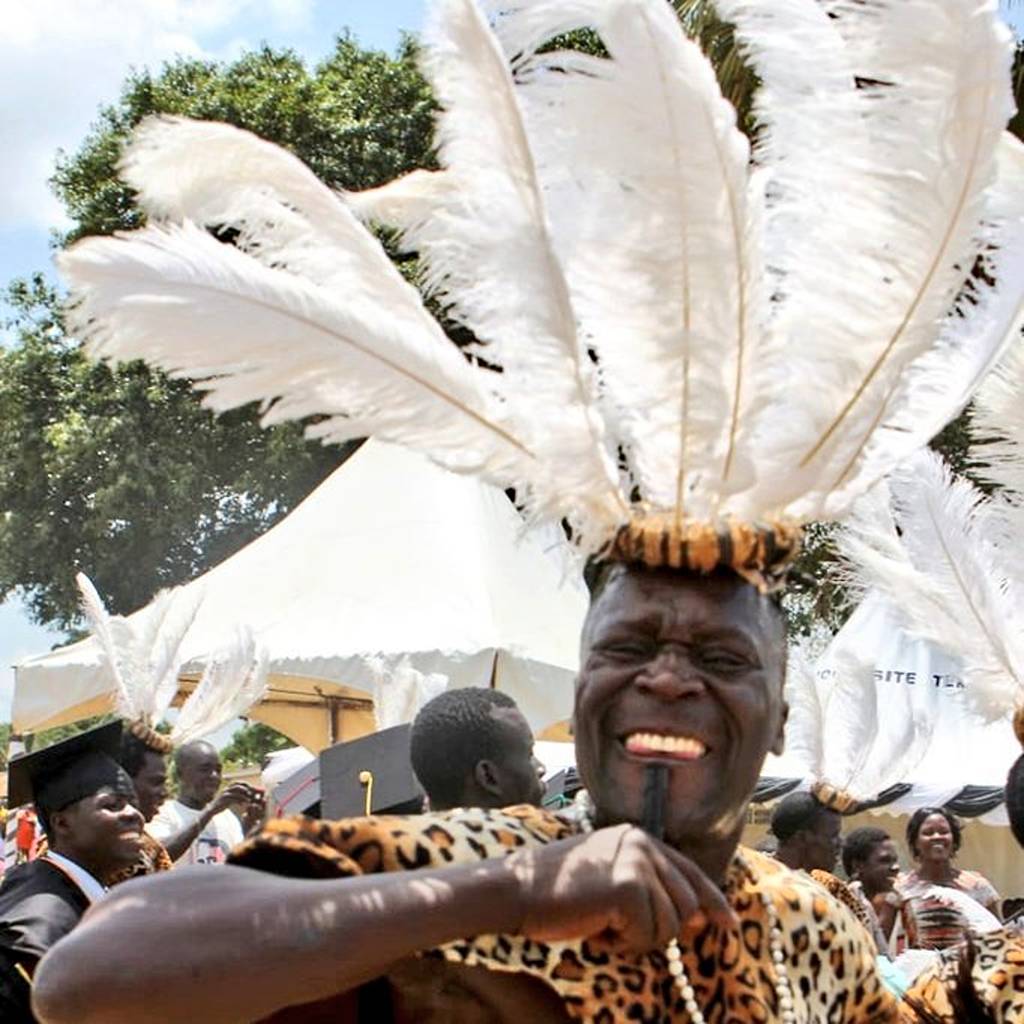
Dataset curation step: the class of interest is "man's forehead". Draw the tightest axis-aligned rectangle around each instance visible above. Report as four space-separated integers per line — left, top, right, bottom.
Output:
181 744 218 765
490 704 532 738
586 566 773 637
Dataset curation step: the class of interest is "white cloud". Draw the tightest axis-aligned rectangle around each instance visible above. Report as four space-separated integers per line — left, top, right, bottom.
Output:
0 0 314 232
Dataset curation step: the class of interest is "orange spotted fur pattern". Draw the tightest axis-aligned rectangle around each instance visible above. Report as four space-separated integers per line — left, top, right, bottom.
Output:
607 517 801 594
901 928 1024 1023
810 869 881 942
231 805 897 1022
107 831 172 886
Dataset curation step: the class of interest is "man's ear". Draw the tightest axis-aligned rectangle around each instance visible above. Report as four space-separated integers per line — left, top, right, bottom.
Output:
48 807 74 844
771 700 789 757
474 759 502 797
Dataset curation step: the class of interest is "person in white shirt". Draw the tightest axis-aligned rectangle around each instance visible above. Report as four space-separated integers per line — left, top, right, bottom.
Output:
147 741 263 866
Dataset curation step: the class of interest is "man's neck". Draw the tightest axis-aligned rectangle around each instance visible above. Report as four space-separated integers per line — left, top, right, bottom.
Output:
773 845 804 872
178 792 206 811
669 832 743 885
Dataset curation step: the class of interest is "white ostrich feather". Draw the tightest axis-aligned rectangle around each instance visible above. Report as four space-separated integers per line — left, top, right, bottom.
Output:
124 116 435 302
740 0 1018 517
499 0 766 518
781 640 824 775
171 629 269 746
840 449 1024 721
75 572 199 727
826 135 1024 517
348 170 457 239
59 222 538 487
382 0 627 530
973 329 1024 502
368 655 448 732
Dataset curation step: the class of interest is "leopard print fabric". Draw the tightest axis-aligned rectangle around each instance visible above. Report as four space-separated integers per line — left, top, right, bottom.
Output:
900 928 1024 1023
231 806 897 1023
811 871 875 931
108 832 173 886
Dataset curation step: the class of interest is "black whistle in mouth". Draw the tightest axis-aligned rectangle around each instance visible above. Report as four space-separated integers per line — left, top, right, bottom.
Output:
641 762 669 842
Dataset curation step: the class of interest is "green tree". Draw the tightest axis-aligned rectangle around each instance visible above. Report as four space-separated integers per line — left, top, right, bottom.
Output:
219 722 292 770
0 37 435 630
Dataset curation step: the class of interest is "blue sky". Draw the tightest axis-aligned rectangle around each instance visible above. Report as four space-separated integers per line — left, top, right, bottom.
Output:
0 0 1021 722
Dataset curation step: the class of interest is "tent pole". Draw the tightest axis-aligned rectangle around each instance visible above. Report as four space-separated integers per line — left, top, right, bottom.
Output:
328 697 342 745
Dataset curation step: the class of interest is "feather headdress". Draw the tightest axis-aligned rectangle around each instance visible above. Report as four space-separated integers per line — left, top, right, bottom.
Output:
837 440 1024 737
58 0 1024 590
783 603 935 811
76 573 269 752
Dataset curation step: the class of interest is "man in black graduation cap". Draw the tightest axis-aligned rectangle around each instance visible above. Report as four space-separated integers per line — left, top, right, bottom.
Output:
0 721 144 1023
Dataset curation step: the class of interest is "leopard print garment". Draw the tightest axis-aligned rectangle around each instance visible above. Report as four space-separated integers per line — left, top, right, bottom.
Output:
810 870 881 944
107 832 173 886
900 928 1024 1023
230 806 897 1023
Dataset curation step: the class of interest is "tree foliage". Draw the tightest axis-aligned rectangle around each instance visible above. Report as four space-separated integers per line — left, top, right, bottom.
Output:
0 37 436 631
219 721 292 770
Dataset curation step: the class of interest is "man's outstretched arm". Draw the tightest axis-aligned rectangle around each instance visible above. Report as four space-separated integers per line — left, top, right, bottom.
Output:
32 825 732 1024
32 859 522 1024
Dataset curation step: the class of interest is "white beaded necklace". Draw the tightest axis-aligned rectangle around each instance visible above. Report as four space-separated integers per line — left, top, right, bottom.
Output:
576 802 798 1024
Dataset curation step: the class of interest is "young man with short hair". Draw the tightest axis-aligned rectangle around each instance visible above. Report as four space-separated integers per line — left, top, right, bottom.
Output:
0 723 144 1022
410 688 546 811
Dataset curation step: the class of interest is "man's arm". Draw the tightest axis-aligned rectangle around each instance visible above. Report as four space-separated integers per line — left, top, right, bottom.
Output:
151 785 255 862
33 825 733 1024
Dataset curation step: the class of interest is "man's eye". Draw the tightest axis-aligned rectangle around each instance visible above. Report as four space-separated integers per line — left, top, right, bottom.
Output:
698 650 751 671
601 641 652 658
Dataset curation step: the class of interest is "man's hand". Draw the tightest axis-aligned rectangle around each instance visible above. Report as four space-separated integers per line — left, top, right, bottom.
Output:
239 787 267 834
208 783 260 818
510 825 737 955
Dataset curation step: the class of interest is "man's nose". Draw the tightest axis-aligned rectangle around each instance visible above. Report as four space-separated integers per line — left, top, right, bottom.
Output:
635 648 704 698
122 803 145 829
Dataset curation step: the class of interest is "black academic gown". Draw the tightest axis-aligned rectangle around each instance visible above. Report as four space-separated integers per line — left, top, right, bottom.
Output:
0 860 90 1023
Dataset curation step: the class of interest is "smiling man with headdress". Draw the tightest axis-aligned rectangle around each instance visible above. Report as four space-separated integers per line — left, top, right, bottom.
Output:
28 0 1024 1021
73 573 270 876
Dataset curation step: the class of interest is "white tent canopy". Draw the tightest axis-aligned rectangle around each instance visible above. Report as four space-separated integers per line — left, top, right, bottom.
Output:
14 441 588 749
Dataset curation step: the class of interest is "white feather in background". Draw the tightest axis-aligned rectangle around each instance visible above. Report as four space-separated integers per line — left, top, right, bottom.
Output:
368 655 448 732
839 449 1024 723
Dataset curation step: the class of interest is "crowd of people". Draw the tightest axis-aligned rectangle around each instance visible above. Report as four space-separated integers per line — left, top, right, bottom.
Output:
764 793 1009 970
0 608 1018 1022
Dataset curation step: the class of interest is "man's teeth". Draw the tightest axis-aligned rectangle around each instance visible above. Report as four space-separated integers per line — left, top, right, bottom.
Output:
624 732 707 758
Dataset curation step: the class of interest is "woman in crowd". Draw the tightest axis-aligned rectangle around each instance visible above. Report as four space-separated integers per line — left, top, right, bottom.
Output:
897 808 1001 952
899 740 1024 1022
843 826 901 955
